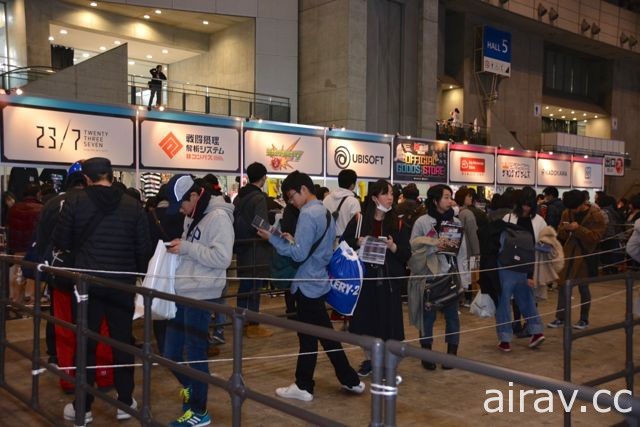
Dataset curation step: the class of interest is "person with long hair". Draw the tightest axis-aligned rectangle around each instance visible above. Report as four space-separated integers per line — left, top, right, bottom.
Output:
341 179 411 377
409 184 464 369
165 176 235 427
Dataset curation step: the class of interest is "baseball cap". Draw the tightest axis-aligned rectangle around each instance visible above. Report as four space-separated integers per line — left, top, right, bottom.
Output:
166 174 194 215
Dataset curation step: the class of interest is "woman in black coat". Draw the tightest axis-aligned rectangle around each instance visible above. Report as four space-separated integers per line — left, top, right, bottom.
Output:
341 179 411 376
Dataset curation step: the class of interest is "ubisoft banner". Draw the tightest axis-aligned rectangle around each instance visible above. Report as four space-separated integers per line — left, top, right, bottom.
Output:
2 105 134 166
244 130 323 176
496 154 535 186
140 120 239 172
327 138 390 179
393 139 447 182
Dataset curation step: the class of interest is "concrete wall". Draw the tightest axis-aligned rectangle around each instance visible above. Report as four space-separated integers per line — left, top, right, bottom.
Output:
23 44 128 104
585 118 611 138
440 88 464 123
170 20 255 93
6 0 27 67
417 0 439 138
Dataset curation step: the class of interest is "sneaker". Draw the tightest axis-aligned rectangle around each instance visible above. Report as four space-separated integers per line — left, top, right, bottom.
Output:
180 386 192 412
528 333 545 348
357 360 372 377
209 330 225 345
169 409 211 427
341 381 366 394
244 324 273 338
573 320 589 330
497 342 511 352
116 398 138 420
275 383 313 402
547 319 565 328
63 402 93 424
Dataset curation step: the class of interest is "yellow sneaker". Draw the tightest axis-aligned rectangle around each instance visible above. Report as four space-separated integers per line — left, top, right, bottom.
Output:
244 324 273 338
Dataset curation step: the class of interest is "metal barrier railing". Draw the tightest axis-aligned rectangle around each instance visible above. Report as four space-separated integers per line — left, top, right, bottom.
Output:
0 254 384 427
2 252 640 426
562 271 640 426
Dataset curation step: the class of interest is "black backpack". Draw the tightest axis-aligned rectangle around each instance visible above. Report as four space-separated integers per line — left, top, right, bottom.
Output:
498 222 535 274
331 195 352 221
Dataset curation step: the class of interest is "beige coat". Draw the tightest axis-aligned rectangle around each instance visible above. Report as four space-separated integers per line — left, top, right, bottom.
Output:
533 226 564 300
407 236 441 334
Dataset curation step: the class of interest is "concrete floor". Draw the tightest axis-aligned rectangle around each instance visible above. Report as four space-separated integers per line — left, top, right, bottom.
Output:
0 278 638 426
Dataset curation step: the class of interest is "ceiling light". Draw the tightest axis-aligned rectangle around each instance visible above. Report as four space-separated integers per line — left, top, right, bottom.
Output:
571 111 575 114
15 88 23 95
572 117 576 120
48 36 54 41
583 113 586 116
82 53 90 58
561 115 565 119
154 9 162 14
509 146 514 150
114 40 121 45
449 85 453 89
90 1 97 6
583 119 587 123
594 115 598 118
548 151 553 155
60 29 68 35
202 20 209 25
162 49 168 54
545 106 549 109
549 113 554 117
128 60 135 65
584 155 589 158
558 108 562 112
143 14 150 19
99 46 106 51
146 54 152 59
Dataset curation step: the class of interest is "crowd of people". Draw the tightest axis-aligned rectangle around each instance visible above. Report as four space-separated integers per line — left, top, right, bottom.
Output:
3 158 640 425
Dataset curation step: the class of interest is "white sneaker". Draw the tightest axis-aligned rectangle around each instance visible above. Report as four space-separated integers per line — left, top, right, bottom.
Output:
342 381 366 394
116 397 137 420
275 383 313 402
63 402 93 423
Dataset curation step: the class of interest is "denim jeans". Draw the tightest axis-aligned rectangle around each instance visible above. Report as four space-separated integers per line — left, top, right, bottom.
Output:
496 269 543 343
164 300 213 413
421 302 460 346
237 279 262 313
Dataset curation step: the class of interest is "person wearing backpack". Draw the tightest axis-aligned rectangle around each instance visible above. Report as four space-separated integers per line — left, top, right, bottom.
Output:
548 190 606 330
497 188 546 352
323 169 360 240
233 162 273 338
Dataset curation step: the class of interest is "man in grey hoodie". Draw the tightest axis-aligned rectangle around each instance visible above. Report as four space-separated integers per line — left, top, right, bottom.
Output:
165 176 234 427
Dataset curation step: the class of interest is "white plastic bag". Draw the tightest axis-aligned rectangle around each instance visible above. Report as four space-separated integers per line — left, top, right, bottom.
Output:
469 292 496 318
134 240 179 320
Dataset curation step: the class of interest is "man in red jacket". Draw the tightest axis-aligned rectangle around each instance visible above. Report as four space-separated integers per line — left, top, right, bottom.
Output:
7 183 42 303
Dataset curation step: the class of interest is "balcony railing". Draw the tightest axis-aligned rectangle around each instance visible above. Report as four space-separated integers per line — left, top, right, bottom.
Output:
540 132 627 157
128 74 291 122
435 120 487 144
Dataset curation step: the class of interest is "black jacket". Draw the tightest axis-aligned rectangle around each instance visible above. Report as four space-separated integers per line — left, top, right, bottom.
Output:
35 188 82 259
52 185 151 286
233 184 272 276
478 219 508 304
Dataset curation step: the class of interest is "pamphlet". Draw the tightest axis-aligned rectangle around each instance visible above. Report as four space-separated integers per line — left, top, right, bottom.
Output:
251 215 283 238
358 236 387 265
438 221 463 255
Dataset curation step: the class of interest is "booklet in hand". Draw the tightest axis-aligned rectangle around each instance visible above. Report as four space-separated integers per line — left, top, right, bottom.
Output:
438 221 463 255
252 215 284 238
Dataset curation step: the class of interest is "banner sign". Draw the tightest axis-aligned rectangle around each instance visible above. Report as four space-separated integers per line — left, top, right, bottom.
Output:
572 160 603 188
496 154 535 185
393 138 447 182
604 155 625 176
244 130 323 176
537 157 571 187
140 120 239 172
327 138 390 179
449 149 495 184
2 105 134 166
482 26 511 77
